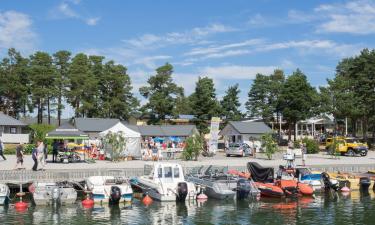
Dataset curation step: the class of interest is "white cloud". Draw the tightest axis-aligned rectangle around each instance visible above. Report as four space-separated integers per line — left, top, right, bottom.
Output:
200 65 276 80
133 55 171 69
124 23 236 49
51 0 100 26
86 17 100 26
0 11 37 53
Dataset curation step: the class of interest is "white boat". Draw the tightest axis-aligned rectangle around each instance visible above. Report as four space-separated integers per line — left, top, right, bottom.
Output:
0 184 10 205
30 181 77 205
85 176 133 204
130 163 198 201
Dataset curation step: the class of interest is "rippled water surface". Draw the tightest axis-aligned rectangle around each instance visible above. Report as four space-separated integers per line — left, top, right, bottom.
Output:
1 191 375 225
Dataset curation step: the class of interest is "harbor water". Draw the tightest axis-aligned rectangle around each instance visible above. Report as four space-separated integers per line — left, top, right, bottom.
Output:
1 191 375 225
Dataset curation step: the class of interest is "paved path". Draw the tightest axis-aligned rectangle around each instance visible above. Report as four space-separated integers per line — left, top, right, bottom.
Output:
1 151 374 171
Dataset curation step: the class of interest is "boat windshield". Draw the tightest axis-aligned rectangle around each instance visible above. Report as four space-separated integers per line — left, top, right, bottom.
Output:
158 167 163 178
165 167 172 178
174 167 180 178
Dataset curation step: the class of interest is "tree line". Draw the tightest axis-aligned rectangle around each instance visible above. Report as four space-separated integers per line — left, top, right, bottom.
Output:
0 48 374 139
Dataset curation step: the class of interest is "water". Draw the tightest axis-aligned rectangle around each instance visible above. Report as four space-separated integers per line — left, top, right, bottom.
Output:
1 191 375 225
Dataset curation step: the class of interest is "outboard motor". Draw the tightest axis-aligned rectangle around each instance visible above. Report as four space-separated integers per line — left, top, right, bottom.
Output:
236 178 251 200
176 182 188 202
52 187 61 202
322 172 339 191
359 177 371 191
109 186 122 204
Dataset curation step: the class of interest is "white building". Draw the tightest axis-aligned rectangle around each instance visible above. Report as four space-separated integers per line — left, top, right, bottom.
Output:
0 112 29 143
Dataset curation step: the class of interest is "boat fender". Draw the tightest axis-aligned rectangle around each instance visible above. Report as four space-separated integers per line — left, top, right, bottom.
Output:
197 193 208 200
28 184 35 194
341 186 350 192
142 195 153 205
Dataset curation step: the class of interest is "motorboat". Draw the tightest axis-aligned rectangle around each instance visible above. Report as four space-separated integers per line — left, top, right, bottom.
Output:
85 176 133 204
0 184 10 205
186 166 259 200
247 162 314 198
29 181 77 205
327 172 372 191
130 163 197 201
295 167 323 191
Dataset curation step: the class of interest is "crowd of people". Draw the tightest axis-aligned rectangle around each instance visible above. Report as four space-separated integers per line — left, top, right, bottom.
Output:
141 137 185 161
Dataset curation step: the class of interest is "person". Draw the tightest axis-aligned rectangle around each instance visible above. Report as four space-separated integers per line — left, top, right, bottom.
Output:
52 140 59 163
0 139 6 160
14 143 24 169
32 145 38 171
301 143 307 166
36 140 46 170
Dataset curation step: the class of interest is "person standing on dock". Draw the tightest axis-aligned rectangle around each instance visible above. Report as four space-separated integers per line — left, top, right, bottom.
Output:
0 139 6 160
32 145 38 171
36 140 46 170
52 140 59 163
14 143 25 169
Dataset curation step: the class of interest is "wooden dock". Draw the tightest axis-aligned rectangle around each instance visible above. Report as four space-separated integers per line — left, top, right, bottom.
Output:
1 163 375 185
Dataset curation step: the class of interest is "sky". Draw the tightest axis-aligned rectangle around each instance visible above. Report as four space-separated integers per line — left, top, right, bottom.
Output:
1 0 374 118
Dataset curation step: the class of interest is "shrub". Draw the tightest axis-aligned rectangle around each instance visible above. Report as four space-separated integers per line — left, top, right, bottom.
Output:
182 135 203 161
261 133 278 160
29 123 55 143
302 138 320 154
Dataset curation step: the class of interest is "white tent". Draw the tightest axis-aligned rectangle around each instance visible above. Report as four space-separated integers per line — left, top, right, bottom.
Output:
99 122 142 158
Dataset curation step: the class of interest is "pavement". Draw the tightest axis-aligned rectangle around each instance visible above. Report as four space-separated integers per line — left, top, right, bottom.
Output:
1 151 375 171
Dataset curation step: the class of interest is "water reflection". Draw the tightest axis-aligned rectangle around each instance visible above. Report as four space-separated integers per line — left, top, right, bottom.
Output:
1 191 375 225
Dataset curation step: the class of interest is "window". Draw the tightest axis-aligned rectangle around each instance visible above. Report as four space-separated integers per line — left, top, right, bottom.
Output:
10 127 17 134
158 167 163 178
164 167 172 178
174 167 180 178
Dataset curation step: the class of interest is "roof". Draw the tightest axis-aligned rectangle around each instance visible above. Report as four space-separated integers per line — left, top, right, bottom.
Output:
226 121 271 134
46 123 89 139
122 122 198 137
20 117 70 126
74 118 120 132
0 112 27 126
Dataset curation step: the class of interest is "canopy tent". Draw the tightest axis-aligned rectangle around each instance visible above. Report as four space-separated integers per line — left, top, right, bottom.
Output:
46 123 89 140
99 122 142 158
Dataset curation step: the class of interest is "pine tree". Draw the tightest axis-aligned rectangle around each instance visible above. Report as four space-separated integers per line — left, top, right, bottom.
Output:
220 84 242 121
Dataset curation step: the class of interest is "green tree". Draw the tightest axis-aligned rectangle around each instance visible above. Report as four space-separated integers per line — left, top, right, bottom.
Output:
29 51 55 124
182 134 203 161
100 61 139 119
190 76 221 133
66 53 97 117
53 50 71 125
0 48 30 118
261 133 278 160
279 69 318 141
139 63 183 124
220 84 242 121
246 69 285 125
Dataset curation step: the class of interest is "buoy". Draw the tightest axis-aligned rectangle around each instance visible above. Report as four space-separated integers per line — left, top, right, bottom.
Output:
15 192 28 212
197 193 208 200
82 191 94 209
142 195 153 205
341 186 350 192
28 184 36 193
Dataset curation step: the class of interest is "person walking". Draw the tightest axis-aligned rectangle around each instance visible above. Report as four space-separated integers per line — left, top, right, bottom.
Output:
52 140 59 163
14 143 25 169
32 146 38 171
0 139 6 160
36 140 46 170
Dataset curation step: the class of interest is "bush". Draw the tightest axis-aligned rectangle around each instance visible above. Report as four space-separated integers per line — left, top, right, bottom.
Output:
261 133 278 160
303 138 320 154
294 138 320 154
29 123 55 143
182 135 203 161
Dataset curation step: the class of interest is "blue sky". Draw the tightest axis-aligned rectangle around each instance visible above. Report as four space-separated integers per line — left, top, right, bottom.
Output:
1 0 374 117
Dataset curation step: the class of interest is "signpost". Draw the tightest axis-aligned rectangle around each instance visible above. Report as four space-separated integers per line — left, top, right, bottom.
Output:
208 117 221 154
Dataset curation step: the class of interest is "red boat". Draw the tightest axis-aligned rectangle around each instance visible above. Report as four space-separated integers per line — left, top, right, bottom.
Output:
248 162 314 198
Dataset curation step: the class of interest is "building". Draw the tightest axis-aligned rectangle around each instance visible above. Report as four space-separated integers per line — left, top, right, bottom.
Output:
0 112 29 143
219 121 272 143
73 118 120 139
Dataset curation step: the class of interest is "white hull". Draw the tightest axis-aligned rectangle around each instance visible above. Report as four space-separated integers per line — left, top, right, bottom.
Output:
0 184 10 205
32 182 77 205
86 176 133 203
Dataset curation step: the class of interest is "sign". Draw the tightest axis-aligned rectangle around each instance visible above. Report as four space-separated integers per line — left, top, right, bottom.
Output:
208 117 221 153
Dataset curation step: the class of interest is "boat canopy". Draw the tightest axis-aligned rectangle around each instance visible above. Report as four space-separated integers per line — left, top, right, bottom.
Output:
247 162 274 182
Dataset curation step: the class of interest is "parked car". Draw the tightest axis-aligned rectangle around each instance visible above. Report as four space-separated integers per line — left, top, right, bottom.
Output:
325 137 368 156
225 143 252 157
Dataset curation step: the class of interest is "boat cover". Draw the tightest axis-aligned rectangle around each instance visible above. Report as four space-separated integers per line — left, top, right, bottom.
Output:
247 162 274 182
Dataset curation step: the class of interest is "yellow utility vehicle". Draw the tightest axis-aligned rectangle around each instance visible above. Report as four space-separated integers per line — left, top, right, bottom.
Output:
325 137 368 156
